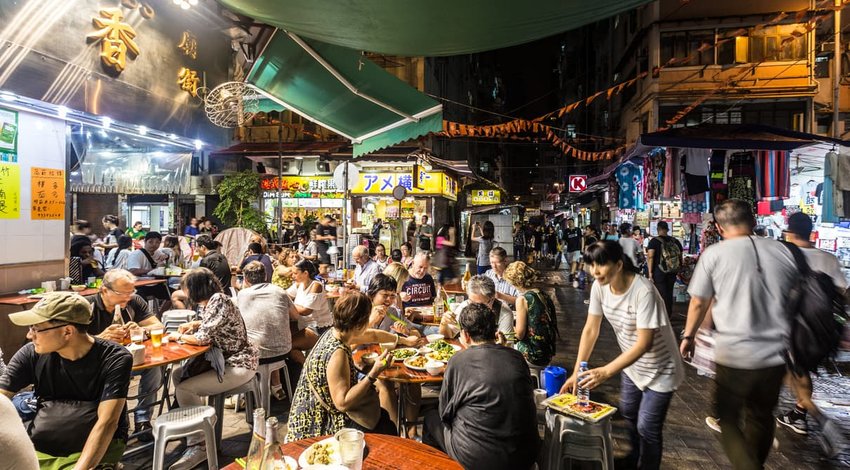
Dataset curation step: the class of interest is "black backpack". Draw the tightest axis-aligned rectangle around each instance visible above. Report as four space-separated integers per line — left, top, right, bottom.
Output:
781 241 849 376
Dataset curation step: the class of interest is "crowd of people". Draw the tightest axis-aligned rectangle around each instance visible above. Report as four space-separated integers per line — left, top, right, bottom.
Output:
1 202 847 469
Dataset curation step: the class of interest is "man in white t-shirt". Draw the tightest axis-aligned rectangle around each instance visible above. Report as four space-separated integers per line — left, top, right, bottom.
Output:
617 223 643 268
126 232 162 276
681 199 797 469
774 213 848 456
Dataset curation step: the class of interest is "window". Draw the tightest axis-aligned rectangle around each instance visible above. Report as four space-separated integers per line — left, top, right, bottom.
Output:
661 30 714 66
663 25 807 67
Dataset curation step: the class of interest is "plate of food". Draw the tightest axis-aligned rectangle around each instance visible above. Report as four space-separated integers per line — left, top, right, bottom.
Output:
389 347 418 362
430 339 461 353
426 349 456 363
298 437 344 469
403 355 430 371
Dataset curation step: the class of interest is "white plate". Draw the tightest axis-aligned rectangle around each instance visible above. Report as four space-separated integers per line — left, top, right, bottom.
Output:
389 347 418 362
298 437 343 469
403 356 431 371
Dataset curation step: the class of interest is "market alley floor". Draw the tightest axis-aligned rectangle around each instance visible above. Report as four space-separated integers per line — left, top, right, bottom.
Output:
124 268 850 469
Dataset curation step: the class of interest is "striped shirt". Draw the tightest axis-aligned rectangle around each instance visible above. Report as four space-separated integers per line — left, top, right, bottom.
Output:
589 276 684 393
484 269 520 300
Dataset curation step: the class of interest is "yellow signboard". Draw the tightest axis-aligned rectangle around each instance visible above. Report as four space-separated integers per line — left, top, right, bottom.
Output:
31 168 65 220
470 189 500 205
352 171 457 200
0 162 20 219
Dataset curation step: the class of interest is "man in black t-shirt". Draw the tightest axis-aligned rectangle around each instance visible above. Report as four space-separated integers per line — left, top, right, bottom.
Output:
646 220 683 316
562 218 583 281
89 269 164 438
1 292 132 467
423 303 539 470
315 215 338 273
402 253 437 312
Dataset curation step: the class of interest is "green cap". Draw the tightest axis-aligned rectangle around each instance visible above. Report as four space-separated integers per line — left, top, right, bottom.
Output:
9 292 93 326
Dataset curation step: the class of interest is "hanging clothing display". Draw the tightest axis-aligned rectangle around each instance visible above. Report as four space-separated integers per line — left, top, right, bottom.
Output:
728 152 756 209
616 162 644 210
755 150 790 199
643 150 665 203
824 151 840 220
683 148 710 176
834 151 850 191
662 148 682 198
682 192 707 214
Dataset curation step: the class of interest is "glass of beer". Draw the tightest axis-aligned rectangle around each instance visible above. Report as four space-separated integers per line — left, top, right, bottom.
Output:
150 328 164 348
130 327 145 345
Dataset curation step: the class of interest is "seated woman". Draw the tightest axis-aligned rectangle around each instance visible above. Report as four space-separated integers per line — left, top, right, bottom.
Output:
271 248 300 291
400 242 414 269
383 262 412 309
71 236 105 279
288 260 334 336
105 235 133 270
168 268 258 470
373 243 390 269
286 293 421 440
503 261 558 367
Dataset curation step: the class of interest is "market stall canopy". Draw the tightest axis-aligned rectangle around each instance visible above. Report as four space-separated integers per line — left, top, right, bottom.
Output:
248 31 442 157
639 124 850 151
220 0 653 56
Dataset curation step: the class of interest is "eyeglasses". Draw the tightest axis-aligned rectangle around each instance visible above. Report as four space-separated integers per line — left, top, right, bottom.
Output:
106 286 136 297
29 323 70 334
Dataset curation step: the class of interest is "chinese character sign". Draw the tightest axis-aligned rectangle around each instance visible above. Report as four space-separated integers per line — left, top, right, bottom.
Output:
259 176 343 198
470 189 500 205
177 67 200 97
31 168 65 220
178 31 198 59
87 8 140 74
0 163 20 219
352 171 450 196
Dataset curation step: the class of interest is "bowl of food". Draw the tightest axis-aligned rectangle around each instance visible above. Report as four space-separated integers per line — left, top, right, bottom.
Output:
71 285 87 292
361 352 378 367
418 345 433 355
425 361 445 376
426 333 444 343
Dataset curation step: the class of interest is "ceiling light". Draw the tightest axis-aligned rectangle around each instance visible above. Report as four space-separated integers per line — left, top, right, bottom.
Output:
168 133 178 140
188 0 198 4
101 116 112 129
172 0 181 4
56 106 68 119
138 125 147 136
0 92 16 102
180 1 190 9
294 156 304 160
193 139 203 150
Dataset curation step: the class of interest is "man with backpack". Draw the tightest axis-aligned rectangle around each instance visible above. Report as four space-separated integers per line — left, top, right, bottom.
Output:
647 221 682 317
775 212 848 456
680 199 797 470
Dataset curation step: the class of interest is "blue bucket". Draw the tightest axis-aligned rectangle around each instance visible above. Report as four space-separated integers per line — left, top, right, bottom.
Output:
542 366 567 397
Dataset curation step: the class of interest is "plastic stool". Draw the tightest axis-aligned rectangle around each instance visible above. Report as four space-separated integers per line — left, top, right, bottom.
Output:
151 406 218 470
528 363 546 389
543 409 614 470
256 359 292 412
209 376 260 443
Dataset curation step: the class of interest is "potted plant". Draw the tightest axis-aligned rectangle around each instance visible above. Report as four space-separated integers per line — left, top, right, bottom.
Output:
213 171 269 235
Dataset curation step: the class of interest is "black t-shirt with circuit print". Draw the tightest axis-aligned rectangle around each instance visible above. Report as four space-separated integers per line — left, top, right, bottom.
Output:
0 338 133 441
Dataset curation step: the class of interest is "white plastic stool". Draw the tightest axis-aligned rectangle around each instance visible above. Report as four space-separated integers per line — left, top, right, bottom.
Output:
543 409 614 470
151 406 218 470
257 359 292 412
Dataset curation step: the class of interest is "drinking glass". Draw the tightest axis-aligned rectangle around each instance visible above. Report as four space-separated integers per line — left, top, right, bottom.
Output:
150 328 163 348
335 428 364 470
130 327 145 345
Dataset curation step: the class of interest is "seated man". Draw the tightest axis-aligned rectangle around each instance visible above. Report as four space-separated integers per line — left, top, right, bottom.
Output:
484 247 520 306
439 275 514 340
351 245 382 293
88 269 164 440
423 302 540 470
237 261 296 400
401 253 436 319
126 231 163 277
1 292 132 469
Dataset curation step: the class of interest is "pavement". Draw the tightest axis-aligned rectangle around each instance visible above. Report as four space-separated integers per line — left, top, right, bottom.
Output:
122 267 850 469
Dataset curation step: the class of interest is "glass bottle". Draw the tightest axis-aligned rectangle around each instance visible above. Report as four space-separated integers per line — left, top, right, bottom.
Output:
462 263 472 290
245 408 267 470
259 416 286 469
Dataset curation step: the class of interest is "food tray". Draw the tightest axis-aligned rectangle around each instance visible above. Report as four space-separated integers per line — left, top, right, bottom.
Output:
542 393 617 423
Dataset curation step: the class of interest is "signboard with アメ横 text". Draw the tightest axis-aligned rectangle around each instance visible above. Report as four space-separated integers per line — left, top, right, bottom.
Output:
31 167 65 220
0 162 20 219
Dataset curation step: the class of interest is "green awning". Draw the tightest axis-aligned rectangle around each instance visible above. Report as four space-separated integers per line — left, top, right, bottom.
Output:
247 31 442 157
220 0 653 56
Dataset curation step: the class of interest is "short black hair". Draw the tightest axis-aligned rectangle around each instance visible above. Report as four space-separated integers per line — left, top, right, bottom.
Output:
247 242 263 254
367 274 398 299
181 267 223 303
458 302 497 342
583 240 640 273
295 259 318 279
390 249 402 262
195 235 220 250
656 220 669 231
618 223 632 236
144 231 162 241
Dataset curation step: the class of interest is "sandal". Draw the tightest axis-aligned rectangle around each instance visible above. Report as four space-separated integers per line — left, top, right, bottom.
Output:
271 384 286 401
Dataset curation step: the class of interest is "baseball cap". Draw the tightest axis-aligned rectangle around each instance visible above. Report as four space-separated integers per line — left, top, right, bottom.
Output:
786 212 813 238
9 291 93 326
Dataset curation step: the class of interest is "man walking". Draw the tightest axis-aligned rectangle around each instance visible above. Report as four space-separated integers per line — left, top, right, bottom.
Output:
562 218 583 281
646 221 682 317
681 199 796 470
415 215 434 253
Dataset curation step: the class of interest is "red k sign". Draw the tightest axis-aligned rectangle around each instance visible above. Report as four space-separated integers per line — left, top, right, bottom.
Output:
569 175 587 193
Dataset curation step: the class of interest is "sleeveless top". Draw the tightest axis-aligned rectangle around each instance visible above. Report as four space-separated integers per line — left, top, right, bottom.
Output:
515 289 557 366
285 331 358 441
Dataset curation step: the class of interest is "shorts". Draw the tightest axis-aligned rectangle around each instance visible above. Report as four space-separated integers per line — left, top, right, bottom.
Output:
569 251 582 263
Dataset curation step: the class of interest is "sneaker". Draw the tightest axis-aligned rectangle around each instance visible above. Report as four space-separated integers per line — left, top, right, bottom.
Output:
271 384 286 401
818 418 848 458
224 395 236 409
169 445 207 470
776 411 808 435
705 416 721 433
135 421 153 443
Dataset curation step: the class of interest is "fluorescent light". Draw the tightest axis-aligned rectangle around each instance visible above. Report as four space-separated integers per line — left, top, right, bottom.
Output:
0 92 16 102
56 106 68 119
188 0 198 4
294 156 304 160
180 1 190 9
101 116 112 129
138 125 147 136
169 133 178 140
193 139 203 150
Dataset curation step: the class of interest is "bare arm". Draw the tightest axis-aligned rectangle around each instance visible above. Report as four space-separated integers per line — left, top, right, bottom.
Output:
327 349 388 412
680 295 712 360
646 248 656 278
578 328 655 391
72 398 125 470
0 389 13 399
495 291 517 305
514 295 529 340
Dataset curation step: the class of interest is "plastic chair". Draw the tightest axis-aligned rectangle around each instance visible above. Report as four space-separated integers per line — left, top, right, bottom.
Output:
256 359 292 412
528 363 545 389
209 375 260 443
161 310 195 333
542 409 614 470
151 405 218 470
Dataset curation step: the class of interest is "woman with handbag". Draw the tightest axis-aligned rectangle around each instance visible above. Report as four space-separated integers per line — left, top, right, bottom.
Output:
286 292 421 441
168 268 258 470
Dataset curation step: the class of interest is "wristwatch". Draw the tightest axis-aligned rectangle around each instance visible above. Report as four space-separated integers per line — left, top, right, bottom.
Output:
680 332 694 341
367 374 378 384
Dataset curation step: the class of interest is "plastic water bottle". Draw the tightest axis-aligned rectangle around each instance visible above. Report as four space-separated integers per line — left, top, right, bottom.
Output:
577 361 590 408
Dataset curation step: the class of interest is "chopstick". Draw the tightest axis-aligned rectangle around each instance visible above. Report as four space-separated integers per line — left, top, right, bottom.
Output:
234 457 246 468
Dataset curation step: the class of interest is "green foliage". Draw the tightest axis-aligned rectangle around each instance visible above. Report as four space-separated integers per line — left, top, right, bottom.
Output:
213 171 269 235
302 213 318 232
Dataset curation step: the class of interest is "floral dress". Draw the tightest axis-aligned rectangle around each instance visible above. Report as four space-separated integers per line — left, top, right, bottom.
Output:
194 293 258 370
286 331 357 441
515 289 557 366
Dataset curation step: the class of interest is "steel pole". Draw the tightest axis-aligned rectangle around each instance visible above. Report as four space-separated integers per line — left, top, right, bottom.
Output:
834 0 842 138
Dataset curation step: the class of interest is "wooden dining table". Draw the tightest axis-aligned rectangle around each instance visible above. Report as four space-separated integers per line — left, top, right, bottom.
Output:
221 433 462 470
0 279 167 310
131 339 209 371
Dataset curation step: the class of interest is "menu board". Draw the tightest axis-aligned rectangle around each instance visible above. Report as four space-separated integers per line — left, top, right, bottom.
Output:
31 167 65 220
0 162 20 219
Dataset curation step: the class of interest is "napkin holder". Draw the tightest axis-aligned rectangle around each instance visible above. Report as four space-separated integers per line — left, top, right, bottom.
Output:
126 343 146 366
